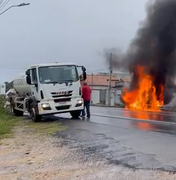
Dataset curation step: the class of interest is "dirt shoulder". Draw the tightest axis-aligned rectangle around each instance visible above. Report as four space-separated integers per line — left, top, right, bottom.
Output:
0 124 176 180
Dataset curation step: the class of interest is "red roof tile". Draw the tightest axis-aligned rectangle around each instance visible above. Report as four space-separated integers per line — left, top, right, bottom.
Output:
85 74 119 86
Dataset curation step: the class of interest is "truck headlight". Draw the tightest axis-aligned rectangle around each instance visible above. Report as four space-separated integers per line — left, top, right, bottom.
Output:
75 99 83 107
41 103 51 110
77 99 83 104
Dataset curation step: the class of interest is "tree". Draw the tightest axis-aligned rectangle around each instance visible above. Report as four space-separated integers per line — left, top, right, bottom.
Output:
4 81 13 92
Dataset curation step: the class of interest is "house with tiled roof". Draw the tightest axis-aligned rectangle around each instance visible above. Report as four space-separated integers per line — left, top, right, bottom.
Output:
81 73 131 105
84 73 131 89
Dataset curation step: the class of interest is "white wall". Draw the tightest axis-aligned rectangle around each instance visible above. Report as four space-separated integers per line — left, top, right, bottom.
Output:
115 89 123 105
91 89 100 104
91 85 108 90
110 91 115 106
105 89 115 106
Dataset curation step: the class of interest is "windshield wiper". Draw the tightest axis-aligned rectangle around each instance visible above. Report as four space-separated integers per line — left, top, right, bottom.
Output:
43 80 74 84
63 80 73 82
44 81 63 84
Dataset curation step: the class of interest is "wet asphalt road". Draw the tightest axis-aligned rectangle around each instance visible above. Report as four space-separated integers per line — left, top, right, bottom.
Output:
53 106 176 172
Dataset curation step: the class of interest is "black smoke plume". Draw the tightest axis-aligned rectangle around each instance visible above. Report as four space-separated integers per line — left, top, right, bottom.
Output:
111 0 176 104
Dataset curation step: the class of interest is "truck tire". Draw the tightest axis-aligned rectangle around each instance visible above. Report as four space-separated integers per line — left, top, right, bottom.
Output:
70 110 81 119
32 114 42 122
14 109 24 116
30 104 42 122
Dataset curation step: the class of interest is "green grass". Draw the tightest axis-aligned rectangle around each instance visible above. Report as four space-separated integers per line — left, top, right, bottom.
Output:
23 121 67 135
0 96 19 139
0 96 67 139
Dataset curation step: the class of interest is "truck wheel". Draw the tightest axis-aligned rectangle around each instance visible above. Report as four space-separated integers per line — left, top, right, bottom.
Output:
14 109 24 116
30 104 42 122
70 110 81 119
32 114 42 122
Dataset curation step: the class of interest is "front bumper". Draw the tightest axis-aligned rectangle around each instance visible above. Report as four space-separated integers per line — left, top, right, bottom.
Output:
38 98 83 115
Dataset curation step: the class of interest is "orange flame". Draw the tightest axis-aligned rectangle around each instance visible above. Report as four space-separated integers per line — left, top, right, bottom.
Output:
122 66 164 111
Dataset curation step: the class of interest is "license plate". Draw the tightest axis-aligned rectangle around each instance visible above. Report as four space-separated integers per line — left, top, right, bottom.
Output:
60 101 66 104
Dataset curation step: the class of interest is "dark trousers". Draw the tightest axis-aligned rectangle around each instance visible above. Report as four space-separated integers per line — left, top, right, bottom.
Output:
82 100 90 117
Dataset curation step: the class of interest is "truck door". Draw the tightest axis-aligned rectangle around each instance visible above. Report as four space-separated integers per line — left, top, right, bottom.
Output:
31 68 40 100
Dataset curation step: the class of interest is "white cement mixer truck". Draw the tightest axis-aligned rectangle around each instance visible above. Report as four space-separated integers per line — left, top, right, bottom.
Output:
7 62 87 122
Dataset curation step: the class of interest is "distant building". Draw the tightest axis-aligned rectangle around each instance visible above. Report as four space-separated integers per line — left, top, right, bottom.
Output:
0 84 6 95
83 73 131 105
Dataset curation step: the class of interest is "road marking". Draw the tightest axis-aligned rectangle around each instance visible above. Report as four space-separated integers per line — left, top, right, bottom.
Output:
91 113 176 126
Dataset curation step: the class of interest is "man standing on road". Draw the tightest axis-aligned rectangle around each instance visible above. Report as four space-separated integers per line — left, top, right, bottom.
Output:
81 82 91 118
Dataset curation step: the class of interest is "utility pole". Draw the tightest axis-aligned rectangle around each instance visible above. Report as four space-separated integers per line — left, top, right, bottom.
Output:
91 73 93 90
108 53 112 106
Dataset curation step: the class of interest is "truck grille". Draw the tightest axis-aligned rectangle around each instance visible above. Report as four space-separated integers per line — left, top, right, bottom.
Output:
55 105 70 111
54 98 71 103
51 91 73 98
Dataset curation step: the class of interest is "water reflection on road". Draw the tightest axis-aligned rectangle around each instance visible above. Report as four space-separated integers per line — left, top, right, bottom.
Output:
122 109 176 133
91 106 176 134
122 109 164 121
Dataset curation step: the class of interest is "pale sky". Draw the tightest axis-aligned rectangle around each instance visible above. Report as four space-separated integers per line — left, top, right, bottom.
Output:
0 0 148 83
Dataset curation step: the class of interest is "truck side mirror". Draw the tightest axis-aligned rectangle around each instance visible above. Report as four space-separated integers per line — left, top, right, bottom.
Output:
81 66 86 80
82 66 86 72
26 75 31 85
26 69 30 76
83 71 87 80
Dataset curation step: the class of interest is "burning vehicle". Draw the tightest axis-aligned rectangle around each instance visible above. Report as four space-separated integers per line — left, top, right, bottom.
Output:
112 0 176 111
122 66 164 111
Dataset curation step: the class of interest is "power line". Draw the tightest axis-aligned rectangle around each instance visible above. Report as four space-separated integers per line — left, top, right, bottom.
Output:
0 0 10 11
0 67 25 70
86 68 108 73
0 65 27 68
0 66 117 74
0 0 4 6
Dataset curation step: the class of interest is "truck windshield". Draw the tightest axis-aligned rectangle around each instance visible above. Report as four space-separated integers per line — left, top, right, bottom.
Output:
38 65 79 84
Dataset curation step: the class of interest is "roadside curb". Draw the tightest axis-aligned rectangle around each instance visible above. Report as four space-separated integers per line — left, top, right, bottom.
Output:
91 104 176 112
92 113 176 126
91 104 125 108
160 108 176 112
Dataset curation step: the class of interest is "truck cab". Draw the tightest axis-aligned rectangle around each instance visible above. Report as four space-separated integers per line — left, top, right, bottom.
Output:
25 62 86 121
